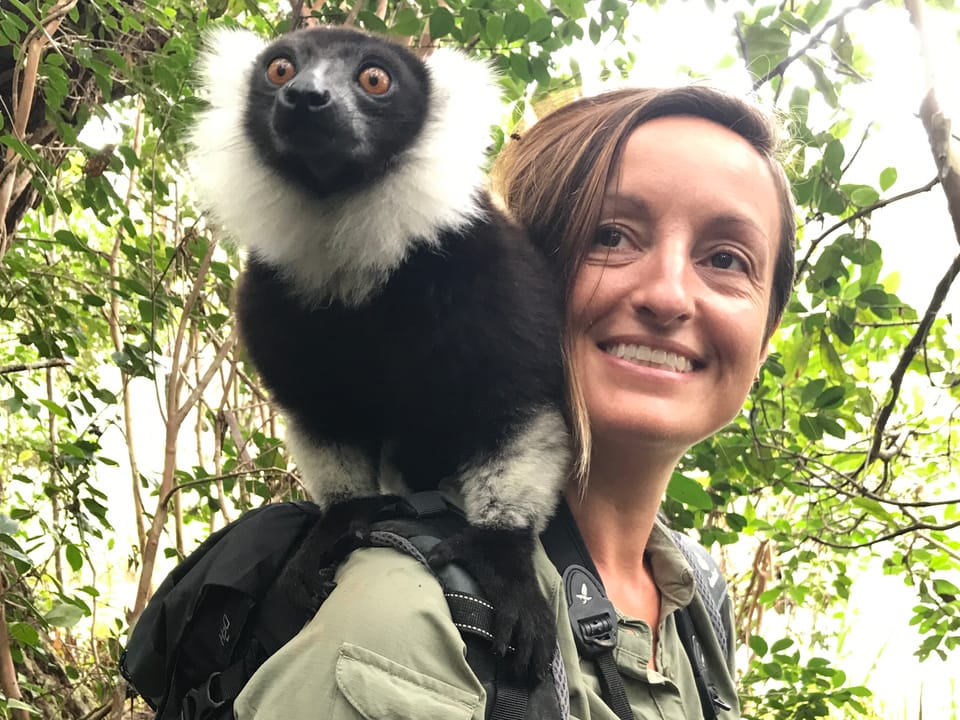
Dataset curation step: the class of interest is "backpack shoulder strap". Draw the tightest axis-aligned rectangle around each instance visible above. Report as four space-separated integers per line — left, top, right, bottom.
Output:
668 528 730 657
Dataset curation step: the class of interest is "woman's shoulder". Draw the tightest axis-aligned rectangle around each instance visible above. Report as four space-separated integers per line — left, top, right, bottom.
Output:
235 546 486 719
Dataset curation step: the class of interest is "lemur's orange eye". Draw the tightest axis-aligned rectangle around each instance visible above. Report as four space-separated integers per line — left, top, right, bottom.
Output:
266 57 296 85
358 66 391 95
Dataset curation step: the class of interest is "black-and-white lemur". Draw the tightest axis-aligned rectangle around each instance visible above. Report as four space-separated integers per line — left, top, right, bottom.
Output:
189 25 570 676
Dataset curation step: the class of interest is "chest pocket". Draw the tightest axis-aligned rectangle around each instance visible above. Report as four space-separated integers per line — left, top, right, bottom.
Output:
336 643 481 720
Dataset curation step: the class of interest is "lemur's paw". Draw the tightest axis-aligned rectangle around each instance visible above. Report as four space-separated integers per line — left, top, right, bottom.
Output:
428 525 557 679
281 495 400 610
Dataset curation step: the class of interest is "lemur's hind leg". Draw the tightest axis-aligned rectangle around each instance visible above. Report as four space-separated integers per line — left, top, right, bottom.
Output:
282 424 383 608
429 408 571 679
285 423 379 509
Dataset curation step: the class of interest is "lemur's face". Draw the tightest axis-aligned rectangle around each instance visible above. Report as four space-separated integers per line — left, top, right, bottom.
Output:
243 28 431 197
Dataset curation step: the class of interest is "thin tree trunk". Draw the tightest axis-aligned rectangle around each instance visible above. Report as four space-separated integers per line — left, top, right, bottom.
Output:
0 573 29 720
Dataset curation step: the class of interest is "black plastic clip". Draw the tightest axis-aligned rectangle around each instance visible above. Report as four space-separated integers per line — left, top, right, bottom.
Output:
181 672 226 720
563 565 618 657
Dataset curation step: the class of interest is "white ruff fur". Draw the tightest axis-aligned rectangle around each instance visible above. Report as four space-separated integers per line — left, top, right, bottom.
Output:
458 409 571 532
189 28 504 307
285 424 377 509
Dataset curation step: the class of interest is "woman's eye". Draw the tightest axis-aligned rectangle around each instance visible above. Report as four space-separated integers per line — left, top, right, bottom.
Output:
710 251 747 273
594 227 626 248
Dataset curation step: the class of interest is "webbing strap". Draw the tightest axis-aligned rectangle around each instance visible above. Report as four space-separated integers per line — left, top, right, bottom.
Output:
445 591 496 642
595 651 634 720
675 608 721 720
542 503 636 720
489 677 529 720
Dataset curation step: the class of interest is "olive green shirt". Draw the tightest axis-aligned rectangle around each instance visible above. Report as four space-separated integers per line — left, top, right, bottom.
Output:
234 521 739 719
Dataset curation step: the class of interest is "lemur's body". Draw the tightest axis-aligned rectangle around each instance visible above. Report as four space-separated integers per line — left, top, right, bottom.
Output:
190 26 569 676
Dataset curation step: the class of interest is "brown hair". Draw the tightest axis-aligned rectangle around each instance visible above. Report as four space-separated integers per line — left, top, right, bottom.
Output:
491 86 797 485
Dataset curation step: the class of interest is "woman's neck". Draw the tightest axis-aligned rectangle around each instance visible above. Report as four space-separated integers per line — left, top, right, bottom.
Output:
564 445 676 622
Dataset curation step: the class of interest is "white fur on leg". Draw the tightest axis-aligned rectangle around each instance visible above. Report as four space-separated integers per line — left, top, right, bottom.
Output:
457 409 571 532
285 423 377 510
378 444 410 496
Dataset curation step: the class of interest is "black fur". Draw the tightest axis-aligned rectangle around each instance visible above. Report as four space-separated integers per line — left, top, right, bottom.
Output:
237 201 565 492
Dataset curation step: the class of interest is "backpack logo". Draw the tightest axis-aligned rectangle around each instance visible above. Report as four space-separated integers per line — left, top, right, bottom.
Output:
576 583 592 604
218 614 231 647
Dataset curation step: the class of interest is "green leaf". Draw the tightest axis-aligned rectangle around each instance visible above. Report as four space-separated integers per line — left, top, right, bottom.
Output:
45 602 86 628
814 385 845 409
879 166 897 191
823 139 845 178
5 699 40 716
503 11 531 42
554 0 586 20
509 53 531 83
391 8 421 36
588 18 601 44
818 329 846 382
830 314 855 345
801 55 838 109
484 13 504 45
763 661 783 679
820 185 847 216
38 399 69 418
667 474 713 510
749 635 769 656
460 9 481 40
801 378 827 407
528 16 553 43
9 621 40 647
770 637 795 653
857 286 888 308
743 24 790 75
429 8 455 39
799 415 823 440
849 185 879 207
851 496 895 522
819 416 846 438
66 543 84 572
357 11 388 33
933 579 960 597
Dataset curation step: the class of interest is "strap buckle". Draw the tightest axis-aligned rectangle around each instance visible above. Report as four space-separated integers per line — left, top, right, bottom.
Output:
181 671 226 720
563 565 618 656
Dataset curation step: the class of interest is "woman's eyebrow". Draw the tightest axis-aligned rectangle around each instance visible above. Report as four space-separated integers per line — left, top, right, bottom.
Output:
706 214 772 243
600 192 651 219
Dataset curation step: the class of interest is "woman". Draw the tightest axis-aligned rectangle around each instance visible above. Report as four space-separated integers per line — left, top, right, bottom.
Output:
234 85 796 719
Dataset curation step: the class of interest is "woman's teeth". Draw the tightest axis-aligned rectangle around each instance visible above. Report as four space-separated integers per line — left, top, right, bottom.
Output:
606 343 694 373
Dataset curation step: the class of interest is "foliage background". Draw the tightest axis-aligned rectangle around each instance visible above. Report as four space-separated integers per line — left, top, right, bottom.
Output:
0 0 958 717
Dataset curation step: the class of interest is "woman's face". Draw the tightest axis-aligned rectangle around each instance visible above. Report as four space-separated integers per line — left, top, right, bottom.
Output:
571 115 781 456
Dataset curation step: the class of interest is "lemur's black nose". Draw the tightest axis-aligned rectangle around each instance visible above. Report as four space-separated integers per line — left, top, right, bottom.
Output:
279 81 331 111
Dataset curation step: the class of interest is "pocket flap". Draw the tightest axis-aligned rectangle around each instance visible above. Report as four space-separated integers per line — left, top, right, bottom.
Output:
336 643 480 720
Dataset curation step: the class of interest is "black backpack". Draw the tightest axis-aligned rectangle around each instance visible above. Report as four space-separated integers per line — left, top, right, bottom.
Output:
120 493 731 720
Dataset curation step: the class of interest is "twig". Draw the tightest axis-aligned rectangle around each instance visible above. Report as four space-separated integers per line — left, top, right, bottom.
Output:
807 518 960 549
751 0 884 90
796 176 940 278
0 358 70 375
863 252 960 469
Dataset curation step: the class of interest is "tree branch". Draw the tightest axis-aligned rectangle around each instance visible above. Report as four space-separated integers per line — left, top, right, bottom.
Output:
751 0 884 91
905 0 960 245
807 517 960 549
796 176 940 279
0 358 69 374
863 251 960 469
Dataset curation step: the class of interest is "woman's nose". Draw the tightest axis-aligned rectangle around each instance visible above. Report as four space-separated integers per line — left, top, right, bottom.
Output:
628 243 695 326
